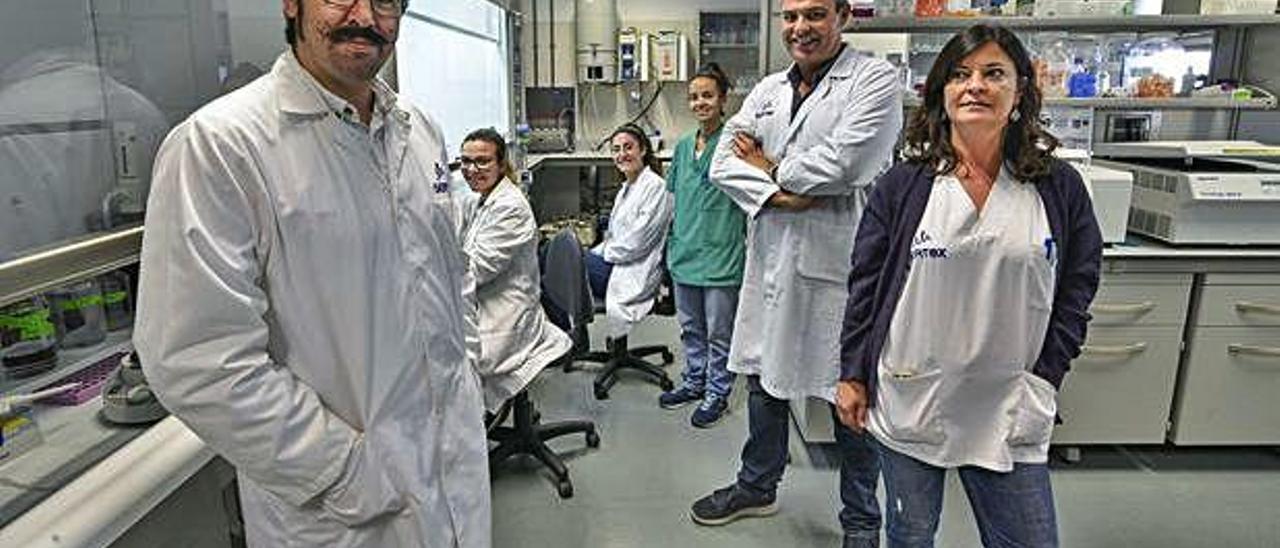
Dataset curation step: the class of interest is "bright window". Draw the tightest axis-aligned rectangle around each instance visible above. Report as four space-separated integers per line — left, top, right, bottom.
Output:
397 0 510 153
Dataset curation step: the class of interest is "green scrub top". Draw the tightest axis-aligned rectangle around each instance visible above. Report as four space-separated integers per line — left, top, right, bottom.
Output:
665 126 747 287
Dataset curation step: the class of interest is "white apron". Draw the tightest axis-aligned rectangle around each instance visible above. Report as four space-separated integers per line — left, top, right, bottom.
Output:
868 168 1058 472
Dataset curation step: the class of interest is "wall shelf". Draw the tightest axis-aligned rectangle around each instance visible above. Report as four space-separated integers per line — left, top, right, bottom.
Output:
901 96 1277 110
843 14 1280 34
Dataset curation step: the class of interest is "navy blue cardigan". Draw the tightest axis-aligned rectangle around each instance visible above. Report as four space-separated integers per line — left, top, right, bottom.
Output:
839 159 1103 401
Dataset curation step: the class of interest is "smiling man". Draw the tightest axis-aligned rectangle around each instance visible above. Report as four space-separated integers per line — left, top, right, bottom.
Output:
691 1 903 547
134 1 490 547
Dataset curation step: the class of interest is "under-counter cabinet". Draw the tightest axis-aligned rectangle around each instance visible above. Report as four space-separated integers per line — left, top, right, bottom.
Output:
1053 273 1193 445
1171 274 1280 445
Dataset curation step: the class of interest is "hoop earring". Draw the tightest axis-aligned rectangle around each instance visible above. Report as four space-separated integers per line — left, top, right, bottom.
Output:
1010 110 1022 122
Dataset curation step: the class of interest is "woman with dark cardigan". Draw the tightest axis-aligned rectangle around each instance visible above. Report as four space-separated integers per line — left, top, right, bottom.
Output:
834 25 1103 547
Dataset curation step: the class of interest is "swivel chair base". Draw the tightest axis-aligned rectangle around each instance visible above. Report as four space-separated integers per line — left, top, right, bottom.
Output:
488 391 600 498
576 336 675 400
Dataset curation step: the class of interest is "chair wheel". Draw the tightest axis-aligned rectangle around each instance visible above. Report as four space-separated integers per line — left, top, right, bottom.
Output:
661 350 674 364
585 430 600 448
557 480 574 499
660 377 675 391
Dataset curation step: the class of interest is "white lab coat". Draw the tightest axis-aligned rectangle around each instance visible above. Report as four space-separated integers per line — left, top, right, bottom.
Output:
0 50 167 260
134 52 490 548
463 178 572 411
595 166 674 337
868 170 1058 471
709 48 903 402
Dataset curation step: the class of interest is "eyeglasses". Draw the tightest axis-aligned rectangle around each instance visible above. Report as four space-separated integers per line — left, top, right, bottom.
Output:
322 0 403 17
459 157 496 170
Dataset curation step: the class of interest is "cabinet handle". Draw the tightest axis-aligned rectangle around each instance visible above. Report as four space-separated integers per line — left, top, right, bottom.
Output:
1227 344 1280 358
1093 302 1157 314
1235 301 1280 316
1080 342 1148 356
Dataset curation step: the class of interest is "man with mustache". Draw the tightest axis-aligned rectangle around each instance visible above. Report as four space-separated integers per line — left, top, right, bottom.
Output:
689 1 902 547
134 1 490 546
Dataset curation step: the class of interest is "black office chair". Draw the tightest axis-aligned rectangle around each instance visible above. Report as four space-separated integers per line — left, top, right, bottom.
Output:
576 263 676 400
486 375 599 498
489 228 600 499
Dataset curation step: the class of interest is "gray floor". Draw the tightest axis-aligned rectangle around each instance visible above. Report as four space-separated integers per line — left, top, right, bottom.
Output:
491 316 1280 548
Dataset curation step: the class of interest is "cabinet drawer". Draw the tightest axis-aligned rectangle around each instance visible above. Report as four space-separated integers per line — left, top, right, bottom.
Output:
1053 326 1182 445
1089 274 1192 327
1197 285 1280 327
1171 327 1280 445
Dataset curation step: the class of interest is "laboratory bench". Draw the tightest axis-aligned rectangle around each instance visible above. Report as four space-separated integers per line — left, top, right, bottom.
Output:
792 238 1280 451
0 331 230 547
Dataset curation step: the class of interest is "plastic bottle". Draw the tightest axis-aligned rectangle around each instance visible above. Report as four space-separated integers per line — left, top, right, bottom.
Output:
1068 57 1099 98
48 279 107 349
1037 33 1071 99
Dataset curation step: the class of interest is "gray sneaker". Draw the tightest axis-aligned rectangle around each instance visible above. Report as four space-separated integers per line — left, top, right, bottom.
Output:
690 484 778 526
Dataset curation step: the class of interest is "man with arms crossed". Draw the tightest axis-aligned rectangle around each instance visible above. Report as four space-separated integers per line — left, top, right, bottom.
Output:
690 1 903 547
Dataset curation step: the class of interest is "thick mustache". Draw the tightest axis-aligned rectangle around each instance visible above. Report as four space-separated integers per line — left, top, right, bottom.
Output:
330 26 389 46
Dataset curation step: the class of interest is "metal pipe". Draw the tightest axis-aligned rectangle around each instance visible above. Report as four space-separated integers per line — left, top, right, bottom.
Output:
532 0 539 86
549 0 555 86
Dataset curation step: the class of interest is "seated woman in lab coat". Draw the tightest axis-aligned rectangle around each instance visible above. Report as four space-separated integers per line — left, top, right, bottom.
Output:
584 124 674 338
459 128 572 410
836 25 1103 547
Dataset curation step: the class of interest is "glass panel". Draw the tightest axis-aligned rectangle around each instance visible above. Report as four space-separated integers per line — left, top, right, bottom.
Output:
398 0 510 152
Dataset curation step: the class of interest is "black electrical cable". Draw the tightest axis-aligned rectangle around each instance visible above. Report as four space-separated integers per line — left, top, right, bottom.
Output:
593 80 666 151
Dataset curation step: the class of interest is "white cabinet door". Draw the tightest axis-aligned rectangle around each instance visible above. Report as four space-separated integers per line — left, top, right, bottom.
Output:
1053 326 1183 444
1171 326 1280 445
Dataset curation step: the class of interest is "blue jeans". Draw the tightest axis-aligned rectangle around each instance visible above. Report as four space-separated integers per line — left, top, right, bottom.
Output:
879 444 1058 548
735 376 882 542
584 250 612 300
673 283 738 399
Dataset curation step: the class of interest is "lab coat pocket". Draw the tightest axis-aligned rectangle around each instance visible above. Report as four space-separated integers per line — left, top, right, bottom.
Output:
321 436 408 527
1008 371 1058 447
879 368 946 444
796 230 851 284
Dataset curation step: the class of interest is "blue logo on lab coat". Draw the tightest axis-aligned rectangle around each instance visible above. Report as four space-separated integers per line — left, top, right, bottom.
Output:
433 162 449 193
910 230 948 260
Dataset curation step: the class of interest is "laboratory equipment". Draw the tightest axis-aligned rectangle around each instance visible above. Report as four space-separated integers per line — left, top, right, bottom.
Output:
1095 141 1280 245
647 31 689 82
48 279 108 348
525 87 576 153
1071 162 1135 244
1126 33 1185 97
102 352 168 425
101 122 148 229
0 297 59 379
618 28 641 82
576 0 619 83
98 270 133 331
1036 33 1071 99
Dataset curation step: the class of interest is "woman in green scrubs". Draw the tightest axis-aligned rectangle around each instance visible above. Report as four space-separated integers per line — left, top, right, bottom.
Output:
658 63 747 428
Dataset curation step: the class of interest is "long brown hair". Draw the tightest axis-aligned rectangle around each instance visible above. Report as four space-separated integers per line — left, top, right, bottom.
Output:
610 123 663 177
902 24 1059 181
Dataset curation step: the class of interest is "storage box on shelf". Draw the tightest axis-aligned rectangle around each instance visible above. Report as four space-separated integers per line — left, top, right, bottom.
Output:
1170 273 1280 445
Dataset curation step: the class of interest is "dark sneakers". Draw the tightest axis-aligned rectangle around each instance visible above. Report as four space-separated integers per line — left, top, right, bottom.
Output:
690 484 778 526
659 386 703 410
690 395 728 429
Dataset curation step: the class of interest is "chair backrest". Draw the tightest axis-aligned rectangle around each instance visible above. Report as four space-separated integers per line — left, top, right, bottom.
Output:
539 228 593 330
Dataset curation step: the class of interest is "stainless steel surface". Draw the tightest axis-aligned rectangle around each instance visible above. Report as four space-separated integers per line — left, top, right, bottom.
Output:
0 227 143 308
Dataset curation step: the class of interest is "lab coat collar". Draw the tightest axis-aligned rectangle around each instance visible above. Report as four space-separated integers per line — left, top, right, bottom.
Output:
784 46 861 145
274 50 400 120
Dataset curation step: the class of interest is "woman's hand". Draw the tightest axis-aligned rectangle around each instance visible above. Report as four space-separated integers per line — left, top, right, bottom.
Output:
732 131 775 175
835 379 869 431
